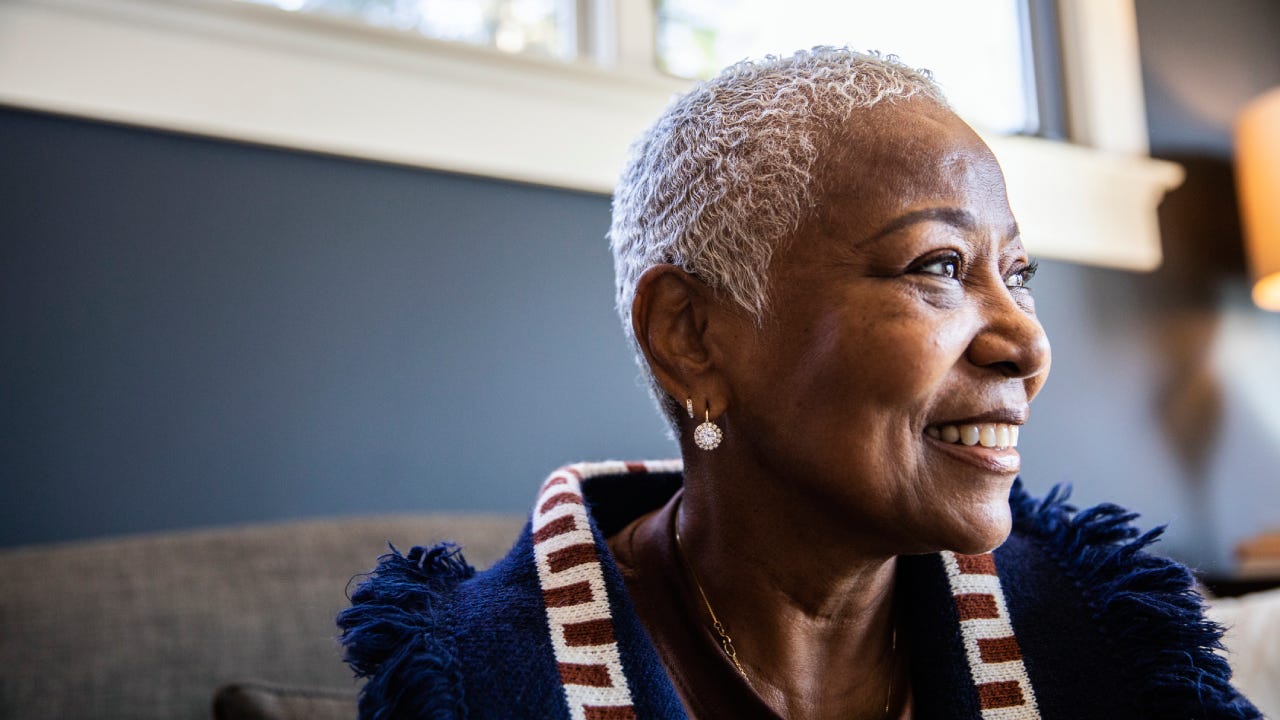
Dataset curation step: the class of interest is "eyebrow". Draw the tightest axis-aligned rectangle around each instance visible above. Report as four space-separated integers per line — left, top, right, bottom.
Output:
860 207 1020 246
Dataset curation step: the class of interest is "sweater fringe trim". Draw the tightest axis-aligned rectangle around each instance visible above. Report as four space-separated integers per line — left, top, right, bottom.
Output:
337 543 474 720
1008 480 1259 719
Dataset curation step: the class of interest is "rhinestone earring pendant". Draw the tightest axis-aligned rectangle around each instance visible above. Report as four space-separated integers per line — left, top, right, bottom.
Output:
686 397 695 419
694 405 723 450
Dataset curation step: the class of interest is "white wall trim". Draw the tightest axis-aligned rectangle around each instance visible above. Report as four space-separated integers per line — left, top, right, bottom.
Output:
0 0 688 192
0 0 1181 270
987 135 1181 270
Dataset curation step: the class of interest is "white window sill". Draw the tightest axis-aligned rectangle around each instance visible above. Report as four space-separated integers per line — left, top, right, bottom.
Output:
0 0 1182 270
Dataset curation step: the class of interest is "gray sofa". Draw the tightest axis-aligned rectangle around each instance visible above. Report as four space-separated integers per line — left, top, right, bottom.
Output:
6 515 1278 719
0 514 526 719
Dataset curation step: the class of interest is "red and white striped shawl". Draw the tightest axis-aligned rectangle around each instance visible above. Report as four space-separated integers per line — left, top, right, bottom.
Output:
529 460 1041 720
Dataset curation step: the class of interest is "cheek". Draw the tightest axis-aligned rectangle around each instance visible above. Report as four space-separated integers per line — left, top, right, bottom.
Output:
797 310 905 403
925 319 976 375
821 312 969 407
759 289 971 428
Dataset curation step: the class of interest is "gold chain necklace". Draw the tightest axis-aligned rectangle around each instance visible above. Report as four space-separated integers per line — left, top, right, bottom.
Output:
670 497 898 719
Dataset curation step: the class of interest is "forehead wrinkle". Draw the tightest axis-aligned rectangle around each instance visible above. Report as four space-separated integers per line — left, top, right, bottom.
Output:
800 98 1013 263
860 207 977 248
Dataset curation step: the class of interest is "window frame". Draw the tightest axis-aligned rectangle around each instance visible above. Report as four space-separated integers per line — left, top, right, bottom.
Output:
0 0 1181 269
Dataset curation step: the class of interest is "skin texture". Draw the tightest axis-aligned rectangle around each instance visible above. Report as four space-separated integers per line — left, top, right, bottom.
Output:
626 97 1051 719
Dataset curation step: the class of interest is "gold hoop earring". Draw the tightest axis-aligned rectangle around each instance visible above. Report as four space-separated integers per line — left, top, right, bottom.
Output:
693 403 723 450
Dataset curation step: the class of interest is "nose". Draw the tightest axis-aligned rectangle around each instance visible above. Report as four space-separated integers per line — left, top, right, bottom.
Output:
965 288 1051 387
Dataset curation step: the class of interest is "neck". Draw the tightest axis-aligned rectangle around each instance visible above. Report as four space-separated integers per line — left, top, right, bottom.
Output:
676 460 907 719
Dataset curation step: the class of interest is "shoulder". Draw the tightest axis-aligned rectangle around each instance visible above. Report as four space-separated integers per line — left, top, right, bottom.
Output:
334 460 688 720
993 479 1260 719
337 524 582 720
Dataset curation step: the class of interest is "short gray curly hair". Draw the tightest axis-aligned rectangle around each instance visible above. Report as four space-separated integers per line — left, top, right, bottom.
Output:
609 47 947 426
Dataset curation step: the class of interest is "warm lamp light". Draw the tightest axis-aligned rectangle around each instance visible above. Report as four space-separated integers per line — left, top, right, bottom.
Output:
1236 87 1280 312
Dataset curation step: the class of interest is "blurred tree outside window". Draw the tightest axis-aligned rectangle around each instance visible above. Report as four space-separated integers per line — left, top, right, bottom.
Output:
240 0 577 60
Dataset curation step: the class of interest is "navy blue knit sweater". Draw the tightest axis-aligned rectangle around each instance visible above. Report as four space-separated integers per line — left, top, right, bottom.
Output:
338 461 1260 720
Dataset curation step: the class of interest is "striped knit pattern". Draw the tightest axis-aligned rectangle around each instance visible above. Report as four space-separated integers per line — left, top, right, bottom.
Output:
941 550 1041 719
532 460 682 720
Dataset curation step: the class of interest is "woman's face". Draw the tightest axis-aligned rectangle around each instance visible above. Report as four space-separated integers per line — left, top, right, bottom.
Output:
719 98 1051 556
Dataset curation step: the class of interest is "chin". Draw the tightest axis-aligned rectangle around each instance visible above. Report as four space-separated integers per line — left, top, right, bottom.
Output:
945 503 1013 555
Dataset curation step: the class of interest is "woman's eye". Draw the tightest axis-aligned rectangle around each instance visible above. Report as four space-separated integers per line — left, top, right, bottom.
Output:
1005 260 1039 289
916 255 960 279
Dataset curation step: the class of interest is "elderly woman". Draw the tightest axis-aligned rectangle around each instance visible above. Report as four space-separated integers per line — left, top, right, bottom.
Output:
339 48 1258 719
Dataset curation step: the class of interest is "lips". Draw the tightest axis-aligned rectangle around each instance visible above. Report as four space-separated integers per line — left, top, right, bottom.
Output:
923 414 1025 474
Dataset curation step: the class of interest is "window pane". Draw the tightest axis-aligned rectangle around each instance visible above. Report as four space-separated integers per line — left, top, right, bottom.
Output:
240 0 577 60
656 0 1037 135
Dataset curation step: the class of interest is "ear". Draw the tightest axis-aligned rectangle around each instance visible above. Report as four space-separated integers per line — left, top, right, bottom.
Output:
631 264 731 415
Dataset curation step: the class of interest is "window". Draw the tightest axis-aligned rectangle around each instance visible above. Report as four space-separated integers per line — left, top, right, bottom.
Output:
236 0 1046 136
655 0 1038 135
240 0 578 60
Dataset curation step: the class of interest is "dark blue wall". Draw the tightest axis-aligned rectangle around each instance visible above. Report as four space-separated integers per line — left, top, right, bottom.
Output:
0 108 675 546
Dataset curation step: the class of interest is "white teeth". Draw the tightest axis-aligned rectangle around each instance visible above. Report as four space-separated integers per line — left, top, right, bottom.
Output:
979 424 997 447
928 422 1020 449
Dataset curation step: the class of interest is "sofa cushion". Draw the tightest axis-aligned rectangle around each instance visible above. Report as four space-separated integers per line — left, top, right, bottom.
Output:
212 681 355 720
0 514 524 720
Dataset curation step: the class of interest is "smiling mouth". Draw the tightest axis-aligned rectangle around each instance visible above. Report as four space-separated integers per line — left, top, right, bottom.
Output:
925 423 1019 450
